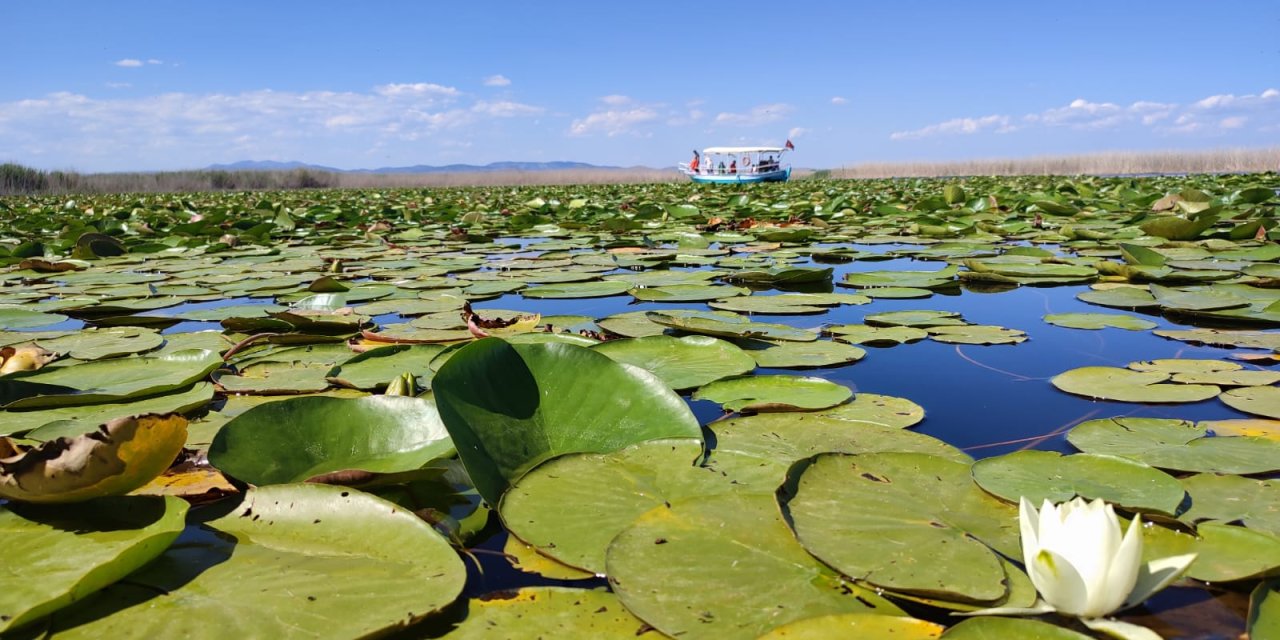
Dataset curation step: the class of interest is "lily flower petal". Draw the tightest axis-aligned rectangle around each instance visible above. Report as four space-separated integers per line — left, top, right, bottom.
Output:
1081 617 1164 640
1103 514 1144 608
1029 547 1090 617
1019 497 1041 567
1122 553 1198 610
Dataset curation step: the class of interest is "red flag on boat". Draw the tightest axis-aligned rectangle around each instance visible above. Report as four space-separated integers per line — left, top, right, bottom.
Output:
784 139 795 150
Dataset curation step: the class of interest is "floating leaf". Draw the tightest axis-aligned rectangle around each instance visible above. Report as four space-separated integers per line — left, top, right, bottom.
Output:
443 587 658 638
629 284 750 302
971 450 1185 514
1220 385 1280 419
827 324 928 345
0 495 188 633
782 452 1019 602
1180 473 1280 535
1067 417 1280 474
41 484 466 638
591 335 755 390
927 325 1027 345
693 375 851 412
756 613 944 639
432 339 700 505
35 327 164 361
941 617 1092 639
325 344 447 390
1050 366 1220 403
1042 313 1157 331
1 349 222 409
734 338 866 368
606 492 903 640
646 309 818 342
208 395 453 485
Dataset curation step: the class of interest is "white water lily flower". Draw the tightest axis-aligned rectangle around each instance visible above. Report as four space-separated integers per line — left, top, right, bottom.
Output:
963 497 1197 640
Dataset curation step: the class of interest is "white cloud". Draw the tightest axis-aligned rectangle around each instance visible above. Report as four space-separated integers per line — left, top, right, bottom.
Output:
788 127 809 139
114 59 143 68
600 94 632 106
483 74 511 87
713 103 793 127
891 115 1014 140
0 83 545 169
830 96 848 105
893 88 1280 140
146 59 163 65
568 107 658 136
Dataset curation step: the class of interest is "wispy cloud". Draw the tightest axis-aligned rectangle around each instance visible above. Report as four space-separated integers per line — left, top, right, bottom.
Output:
483 74 511 87
568 95 661 136
0 83 544 169
713 103 793 127
830 96 848 105
892 88 1280 140
114 59 143 68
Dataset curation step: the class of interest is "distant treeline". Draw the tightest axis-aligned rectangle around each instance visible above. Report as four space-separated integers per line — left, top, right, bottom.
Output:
4 148 1278 196
0 163 683 196
833 147 1280 179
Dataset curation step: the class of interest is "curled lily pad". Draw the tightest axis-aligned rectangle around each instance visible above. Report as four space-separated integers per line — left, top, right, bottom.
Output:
444 587 658 638
606 492 903 640
0 495 188 633
971 450 1185 514
693 375 852 412
0 414 187 503
781 452 1019 603
41 484 466 639
1067 417 1280 474
722 265 833 284
1042 313 1158 331
15 383 215 440
208 395 453 485
432 339 701 505
1050 366 1220 403
590 335 755 391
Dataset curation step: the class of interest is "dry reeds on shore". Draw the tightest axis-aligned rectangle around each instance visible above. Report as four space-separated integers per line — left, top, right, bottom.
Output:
831 148 1280 179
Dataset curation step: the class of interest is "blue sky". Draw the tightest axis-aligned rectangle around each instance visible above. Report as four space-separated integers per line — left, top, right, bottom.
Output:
3 1 1277 172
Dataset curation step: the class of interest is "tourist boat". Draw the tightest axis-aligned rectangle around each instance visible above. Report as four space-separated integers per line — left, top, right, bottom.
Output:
679 144 792 184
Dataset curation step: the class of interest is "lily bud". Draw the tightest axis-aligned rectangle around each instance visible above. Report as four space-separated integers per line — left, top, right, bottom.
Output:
384 372 418 397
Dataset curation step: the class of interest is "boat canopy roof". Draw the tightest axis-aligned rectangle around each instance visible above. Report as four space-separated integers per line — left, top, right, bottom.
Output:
702 146 785 154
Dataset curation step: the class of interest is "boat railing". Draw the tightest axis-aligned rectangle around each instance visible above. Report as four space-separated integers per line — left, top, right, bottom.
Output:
681 159 789 176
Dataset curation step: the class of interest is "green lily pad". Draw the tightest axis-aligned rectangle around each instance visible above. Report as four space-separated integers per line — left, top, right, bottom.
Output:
1127 358 1241 374
35 327 164 360
826 324 929 346
42 484 466 639
213 361 333 395
1042 313 1158 331
354 296 466 317
865 310 968 328
646 310 818 342
756 613 944 639
971 450 1185 514
325 344 448 390
501 439 779 573
0 496 188 633
596 311 667 338
782 452 1018 602
1050 366 1220 403
1221 385 1280 419
629 284 750 302
1189 522 1280 583
432 339 701 505
1173 369 1280 386
1155 328 1280 351
1076 286 1160 309
521 281 632 299
927 325 1027 345
1067 417 1280 474
1249 579 1280 640
857 286 935 299
722 266 833 284
0 307 70 330
606 492 903 640
14 383 215 440
842 265 958 290
1180 473 1280 535
941 617 1092 639
1151 283 1251 312
708 294 848 315
208 395 453 485
591 335 755 391
693 375 852 412
442 587 658 638
733 338 866 368
805 392 926 429
2 349 223 409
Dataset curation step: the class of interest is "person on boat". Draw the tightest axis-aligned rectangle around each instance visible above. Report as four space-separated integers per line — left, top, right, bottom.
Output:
729 160 737 174
717 161 725 174
689 151 700 174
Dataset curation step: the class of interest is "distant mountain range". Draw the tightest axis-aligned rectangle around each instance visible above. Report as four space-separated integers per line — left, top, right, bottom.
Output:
205 160 631 174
